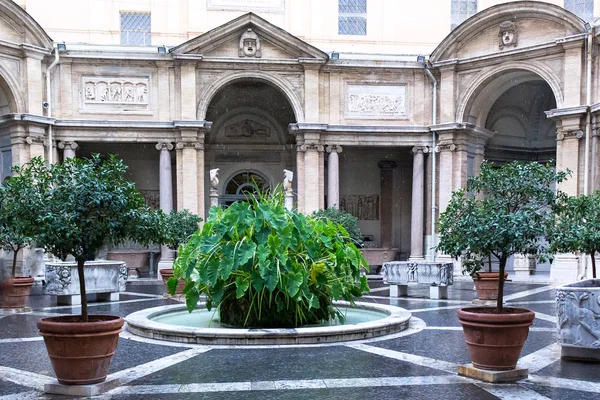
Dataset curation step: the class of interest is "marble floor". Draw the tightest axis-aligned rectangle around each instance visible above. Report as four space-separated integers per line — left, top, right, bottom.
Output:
0 279 597 399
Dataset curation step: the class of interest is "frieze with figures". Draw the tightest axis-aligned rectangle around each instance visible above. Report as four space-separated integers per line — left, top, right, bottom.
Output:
82 77 150 113
340 195 379 220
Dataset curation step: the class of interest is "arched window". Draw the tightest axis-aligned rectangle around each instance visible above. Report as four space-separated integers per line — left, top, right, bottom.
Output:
221 171 269 206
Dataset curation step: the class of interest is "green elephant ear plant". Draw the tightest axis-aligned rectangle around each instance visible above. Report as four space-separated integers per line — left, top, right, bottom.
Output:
436 160 568 372
170 188 370 328
312 207 363 247
34 154 165 386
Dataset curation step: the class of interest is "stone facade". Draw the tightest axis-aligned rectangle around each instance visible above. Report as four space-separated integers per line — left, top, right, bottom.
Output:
0 2 597 281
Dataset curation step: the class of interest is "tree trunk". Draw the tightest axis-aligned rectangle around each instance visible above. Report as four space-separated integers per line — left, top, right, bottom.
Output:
496 254 507 313
591 250 597 279
11 247 19 278
77 259 88 322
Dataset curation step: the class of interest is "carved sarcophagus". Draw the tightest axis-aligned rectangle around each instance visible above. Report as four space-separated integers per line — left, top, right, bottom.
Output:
382 261 454 286
44 261 127 295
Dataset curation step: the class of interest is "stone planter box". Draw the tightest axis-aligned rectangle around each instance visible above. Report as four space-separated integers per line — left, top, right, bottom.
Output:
44 261 127 305
556 279 600 361
382 261 454 299
361 248 399 266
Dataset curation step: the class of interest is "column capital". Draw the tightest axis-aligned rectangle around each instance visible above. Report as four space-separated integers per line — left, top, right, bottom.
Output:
412 146 429 154
557 129 584 141
175 141 204 150
326 144 343 153
377 160 397 170
299 143 324 152
25 136 45 145
57 141 79 150
435 143 456 153
156 142 174 151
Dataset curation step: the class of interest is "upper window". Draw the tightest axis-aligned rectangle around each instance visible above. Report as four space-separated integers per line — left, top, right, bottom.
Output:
565 0 594 21
451 0 477 30
338 0 367 36
120 12 151 46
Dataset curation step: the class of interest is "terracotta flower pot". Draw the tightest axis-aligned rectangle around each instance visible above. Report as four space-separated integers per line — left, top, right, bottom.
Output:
160 269 186 294
0 276 34 308
37 315 124 385
472 272 508 300
457 307 535 370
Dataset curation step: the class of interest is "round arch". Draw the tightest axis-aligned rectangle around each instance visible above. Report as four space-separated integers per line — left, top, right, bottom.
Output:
0 66 25 114
220 169 270 206
457 61 562 125
197 70 304 123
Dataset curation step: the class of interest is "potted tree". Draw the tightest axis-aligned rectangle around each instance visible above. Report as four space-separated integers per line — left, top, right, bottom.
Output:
437 160 567 371
170 189 370 328
551 190 600 360
34 155 163 385
0 158 49 309
160 209 202 293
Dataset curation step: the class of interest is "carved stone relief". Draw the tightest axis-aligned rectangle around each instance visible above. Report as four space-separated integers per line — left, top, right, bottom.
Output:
556 283 600 349
238 28 262 58
345 84 406 118
140 190 160 209
498 21 518 50
225 119 271 138
81 76 150 113
340 195 379 220
383 261 454 286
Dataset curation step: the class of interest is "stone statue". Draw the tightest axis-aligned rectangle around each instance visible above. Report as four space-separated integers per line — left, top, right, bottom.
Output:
239 28 262 58
283 169 293 192
498 21 517 50
210 168 219 190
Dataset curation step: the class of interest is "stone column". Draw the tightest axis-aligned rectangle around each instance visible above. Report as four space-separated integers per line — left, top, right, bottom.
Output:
301 143 324 214
156 142 174 272
409 147 426 261
378 161 397 249
326 145 342 209
58 141 78 160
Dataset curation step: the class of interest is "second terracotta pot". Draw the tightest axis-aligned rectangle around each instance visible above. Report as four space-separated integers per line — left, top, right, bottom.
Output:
37 315 124 385
458 307 535 370
0 276 35 308
472 272 508 300
159 269 186 294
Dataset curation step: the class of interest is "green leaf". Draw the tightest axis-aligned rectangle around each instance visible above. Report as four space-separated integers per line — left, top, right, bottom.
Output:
235 276 250 299
285 271 303 297
185 289 200 313
250 271 265 292
263 265 279 292
166 276 179 296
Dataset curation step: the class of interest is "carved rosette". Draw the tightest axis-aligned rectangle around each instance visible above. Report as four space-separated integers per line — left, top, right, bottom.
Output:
155 142 174 151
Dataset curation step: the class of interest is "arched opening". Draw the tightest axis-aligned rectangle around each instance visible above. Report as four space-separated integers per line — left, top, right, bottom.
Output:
0 75 18 181
221 170 269 206
205 78 297 210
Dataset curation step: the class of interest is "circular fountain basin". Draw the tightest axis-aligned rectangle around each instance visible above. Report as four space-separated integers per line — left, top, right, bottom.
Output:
126 301 411 345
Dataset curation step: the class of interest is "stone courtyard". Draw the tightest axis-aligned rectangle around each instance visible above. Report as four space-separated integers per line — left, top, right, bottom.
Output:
0 277 597 400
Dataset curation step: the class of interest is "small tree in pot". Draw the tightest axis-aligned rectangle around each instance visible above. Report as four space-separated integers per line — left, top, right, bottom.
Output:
436 160 567 371
35 155 164 385
160 209 202 293
0 158 50 308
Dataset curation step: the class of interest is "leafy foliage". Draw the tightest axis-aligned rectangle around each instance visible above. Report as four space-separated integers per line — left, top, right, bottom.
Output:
34 155 164 321
551 191 600 278
0 158 51 277
312 207 362 246
162 210 202 250
172 189 370 328
436 160 568 312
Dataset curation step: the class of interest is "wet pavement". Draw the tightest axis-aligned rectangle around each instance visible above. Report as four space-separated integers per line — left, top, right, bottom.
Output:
0 278 597 399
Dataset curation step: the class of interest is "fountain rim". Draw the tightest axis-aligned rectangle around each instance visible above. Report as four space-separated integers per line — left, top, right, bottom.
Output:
125 301 411 345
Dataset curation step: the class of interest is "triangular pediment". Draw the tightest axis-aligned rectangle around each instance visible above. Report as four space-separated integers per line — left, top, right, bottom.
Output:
170 13 328 61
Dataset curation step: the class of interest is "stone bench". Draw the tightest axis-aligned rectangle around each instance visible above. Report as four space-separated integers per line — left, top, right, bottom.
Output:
382 261 454 299
44 261 127 305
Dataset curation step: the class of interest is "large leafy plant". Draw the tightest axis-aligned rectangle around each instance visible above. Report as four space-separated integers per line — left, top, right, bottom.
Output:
35 155 164 322
171 189 370 328
0 158 50 278
551 191 600 279
436 160 568 312
312 207 363 246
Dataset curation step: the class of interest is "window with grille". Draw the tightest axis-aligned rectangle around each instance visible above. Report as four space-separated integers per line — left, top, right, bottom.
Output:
338 0 367 36
451 0 477 30
120 12 151 46
565 0 594 21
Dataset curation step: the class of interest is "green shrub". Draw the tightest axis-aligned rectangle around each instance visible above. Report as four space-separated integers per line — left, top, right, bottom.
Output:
312 207 362 246
171 189 370 328
163 210 202 250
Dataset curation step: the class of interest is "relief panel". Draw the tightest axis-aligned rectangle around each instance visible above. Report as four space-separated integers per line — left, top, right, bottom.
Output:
80 76 151 114
345 84 407 119
340 195 379 220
